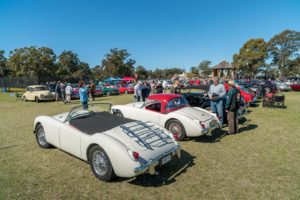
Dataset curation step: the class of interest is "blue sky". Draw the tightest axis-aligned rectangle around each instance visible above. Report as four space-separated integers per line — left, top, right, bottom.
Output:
0 0 299 70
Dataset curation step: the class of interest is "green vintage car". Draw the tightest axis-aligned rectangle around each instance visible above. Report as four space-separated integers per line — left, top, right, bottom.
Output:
100 85 120 96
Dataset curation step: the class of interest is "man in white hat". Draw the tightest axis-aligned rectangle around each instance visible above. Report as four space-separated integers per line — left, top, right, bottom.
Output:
225 80 241 134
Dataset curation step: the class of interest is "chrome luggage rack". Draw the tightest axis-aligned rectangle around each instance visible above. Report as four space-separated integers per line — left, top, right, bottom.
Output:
120 121 172 150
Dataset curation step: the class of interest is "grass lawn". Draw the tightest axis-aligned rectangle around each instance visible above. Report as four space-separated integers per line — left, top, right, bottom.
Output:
0 92 300 199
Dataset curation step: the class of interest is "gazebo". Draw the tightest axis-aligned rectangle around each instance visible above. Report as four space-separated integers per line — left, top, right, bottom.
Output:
211 60 236 79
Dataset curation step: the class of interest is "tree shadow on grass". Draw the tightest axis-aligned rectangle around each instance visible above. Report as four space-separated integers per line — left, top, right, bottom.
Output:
119 150 195 187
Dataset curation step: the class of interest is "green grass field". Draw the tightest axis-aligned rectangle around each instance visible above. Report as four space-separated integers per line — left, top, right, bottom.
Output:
0 92 299 199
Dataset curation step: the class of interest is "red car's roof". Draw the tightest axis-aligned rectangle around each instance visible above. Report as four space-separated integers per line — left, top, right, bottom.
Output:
147 94 182 101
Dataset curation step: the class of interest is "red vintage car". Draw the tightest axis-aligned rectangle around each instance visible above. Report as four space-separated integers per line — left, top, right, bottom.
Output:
224 83 254 104
118 84 134 94
290 82 300 91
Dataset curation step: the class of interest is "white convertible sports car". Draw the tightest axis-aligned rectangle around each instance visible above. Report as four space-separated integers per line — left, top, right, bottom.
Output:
112 94 220 141
33 103 181 182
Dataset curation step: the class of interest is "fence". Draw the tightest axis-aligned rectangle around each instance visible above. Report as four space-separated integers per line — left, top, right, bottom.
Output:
0 76 38 89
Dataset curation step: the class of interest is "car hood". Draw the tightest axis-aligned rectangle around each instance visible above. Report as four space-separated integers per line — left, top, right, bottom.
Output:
103 121 178 159
173 107 213 121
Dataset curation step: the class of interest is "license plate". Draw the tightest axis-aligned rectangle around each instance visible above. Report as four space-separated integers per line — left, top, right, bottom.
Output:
209 120 217 127
161 154 172 165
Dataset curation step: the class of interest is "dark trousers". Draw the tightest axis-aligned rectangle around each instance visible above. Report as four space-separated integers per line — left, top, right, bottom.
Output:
82 101 88 110
227 111 238 133
90 91 95 101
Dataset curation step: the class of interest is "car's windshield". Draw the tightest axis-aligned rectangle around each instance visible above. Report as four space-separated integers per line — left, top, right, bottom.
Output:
165 97 189 111
32 86 47 91
66 103 112 122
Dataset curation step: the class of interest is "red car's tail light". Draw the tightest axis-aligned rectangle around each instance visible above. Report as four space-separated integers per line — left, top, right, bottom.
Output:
128 150 139 161
199 121 206 129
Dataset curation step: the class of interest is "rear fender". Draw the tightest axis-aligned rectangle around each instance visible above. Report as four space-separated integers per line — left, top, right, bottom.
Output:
82 133 139 178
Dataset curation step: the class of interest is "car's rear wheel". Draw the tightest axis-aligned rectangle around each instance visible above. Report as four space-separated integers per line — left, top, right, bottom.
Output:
35 124 51 148
166 119 186 141
89 145 115 182
113 110 124 118
35 96 40 103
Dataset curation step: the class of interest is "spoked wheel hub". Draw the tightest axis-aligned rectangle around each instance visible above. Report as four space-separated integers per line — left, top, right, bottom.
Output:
37 128 47 146
92 151 108 176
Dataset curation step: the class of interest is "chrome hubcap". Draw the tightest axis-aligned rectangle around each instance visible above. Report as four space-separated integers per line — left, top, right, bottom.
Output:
37 129 47 146
169 123 182 136
92 151 108 176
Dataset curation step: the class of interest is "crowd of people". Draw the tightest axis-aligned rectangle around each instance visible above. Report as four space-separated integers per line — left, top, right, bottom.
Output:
43 77 242 134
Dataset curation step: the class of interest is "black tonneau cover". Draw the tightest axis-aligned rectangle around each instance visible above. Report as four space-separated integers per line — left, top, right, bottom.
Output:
69 112 135 135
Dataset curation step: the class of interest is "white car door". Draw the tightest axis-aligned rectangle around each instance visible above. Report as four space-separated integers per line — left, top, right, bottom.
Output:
59 123 82 158
138 102 162 125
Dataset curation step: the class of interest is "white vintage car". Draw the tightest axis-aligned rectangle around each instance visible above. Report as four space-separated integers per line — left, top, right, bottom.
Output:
112 94 220 141
33 103 181 182
22 85 55 102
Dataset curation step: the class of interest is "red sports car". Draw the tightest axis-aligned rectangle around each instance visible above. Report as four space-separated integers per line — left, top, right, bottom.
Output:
118 84 134 94
290 82 300 91
224 83 254 104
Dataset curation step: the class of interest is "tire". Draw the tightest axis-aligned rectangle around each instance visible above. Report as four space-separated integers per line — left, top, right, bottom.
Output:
113 110 124 118
35 124 51 148
35 96 40 103
107 91 111 96
89 145 115 182
166 119 186 141
22 96 27 102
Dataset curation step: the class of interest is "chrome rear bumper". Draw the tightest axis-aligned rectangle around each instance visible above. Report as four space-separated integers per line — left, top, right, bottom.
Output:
134 145 181 175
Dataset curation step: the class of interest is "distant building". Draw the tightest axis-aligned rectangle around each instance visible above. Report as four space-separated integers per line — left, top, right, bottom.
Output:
211 60 236 79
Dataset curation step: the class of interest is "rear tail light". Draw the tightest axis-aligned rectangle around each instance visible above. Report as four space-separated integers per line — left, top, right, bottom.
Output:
199 121 206 129
173 134 179 141
128 150 139 161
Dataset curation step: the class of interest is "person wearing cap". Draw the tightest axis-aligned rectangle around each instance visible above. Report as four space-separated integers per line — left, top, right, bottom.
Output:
155 81 163 94
208 76 226 126
89 80 96 101
225 80 241 134
78 80 89 110
65 83 73 103
134 81 142 102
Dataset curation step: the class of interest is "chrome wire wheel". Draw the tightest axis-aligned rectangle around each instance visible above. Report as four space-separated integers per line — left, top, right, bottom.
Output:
169 122 182 138
92 150 108 177
37 128 47 146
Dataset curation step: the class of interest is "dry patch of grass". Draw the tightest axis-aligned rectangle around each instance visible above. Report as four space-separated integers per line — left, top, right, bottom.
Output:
0 92 299 199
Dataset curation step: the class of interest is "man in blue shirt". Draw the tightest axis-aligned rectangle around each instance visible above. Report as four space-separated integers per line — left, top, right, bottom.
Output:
208 76 226 127
78 81 89 110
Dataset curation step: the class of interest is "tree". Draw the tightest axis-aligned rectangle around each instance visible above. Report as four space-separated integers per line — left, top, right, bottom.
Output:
290 56 300 75
73 62 91 81
189 66 199 77
135 65 148 80
233 38 267 78
197 60 211 77
267 29 300 76
101 48 135 77
56 51 81 81
7 47 57 82
0 50 8 77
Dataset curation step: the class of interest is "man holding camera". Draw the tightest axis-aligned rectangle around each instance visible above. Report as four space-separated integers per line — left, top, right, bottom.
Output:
208 76 226 127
